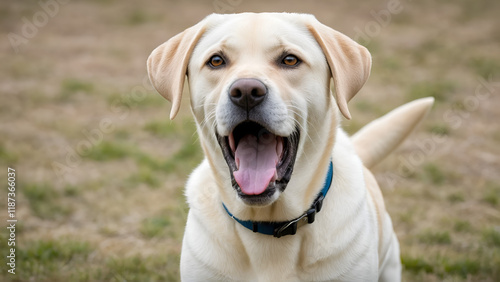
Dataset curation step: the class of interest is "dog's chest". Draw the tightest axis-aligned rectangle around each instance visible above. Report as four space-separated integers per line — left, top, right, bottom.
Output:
184 188 379 280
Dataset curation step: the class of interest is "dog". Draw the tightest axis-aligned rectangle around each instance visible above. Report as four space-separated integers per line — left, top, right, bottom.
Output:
147 13 433 281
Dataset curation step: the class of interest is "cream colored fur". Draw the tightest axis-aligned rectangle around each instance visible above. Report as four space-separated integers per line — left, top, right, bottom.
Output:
147 13 433 281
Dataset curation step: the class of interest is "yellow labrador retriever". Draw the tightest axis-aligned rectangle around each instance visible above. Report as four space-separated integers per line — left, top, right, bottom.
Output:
148 13 433 281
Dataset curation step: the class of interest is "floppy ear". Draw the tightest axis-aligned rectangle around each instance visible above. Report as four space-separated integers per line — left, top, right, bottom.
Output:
147 22 207 119
306 19 372 120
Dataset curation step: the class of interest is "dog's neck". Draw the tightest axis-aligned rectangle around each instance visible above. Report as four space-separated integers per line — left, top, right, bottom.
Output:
222 160 333 237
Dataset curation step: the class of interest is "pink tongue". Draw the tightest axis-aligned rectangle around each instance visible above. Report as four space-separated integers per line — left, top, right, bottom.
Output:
234 133 278 195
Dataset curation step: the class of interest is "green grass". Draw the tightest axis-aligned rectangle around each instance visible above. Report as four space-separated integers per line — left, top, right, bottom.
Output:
140 215 171 238
380 56 403 71
427 123 451 136
442 257 480 278
374 56 406 84
403 225 500 279
59 78 95 101
81 134 201 186
453 220 472 233
127 167 161 188
62 79 94 93
418 230 452 245
402 255 434 274
482 182 500 206
16 239 92 281
86 141 130 161
114 128 131 140
106 91 165 108
421 163 446 185
483 190 499 206
5 239 180 281
134 152 165 170
450 100 469 111
83 136 201 187
22 183 57 201
98 253 180 281
134 140 202 173
171 140 201 163
482 228 500 247
0 233 181 281
398 210 415 225
468 57 500 79
402 253 492 279
407 81 456 103
456 0 500 21
447 192 465 204
127 10 148 25
0 143 18 164
63 185 80 197
22 183 72 219
20 240 91 264
353 100 385 115
144 120 178 137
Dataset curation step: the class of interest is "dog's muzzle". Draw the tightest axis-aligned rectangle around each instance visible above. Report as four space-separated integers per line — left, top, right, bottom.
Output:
216 78 300 206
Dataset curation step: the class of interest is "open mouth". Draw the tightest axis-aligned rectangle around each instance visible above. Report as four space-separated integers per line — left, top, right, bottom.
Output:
217 121 300 202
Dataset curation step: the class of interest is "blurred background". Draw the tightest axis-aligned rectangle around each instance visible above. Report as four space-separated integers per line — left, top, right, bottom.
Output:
1 0 499 281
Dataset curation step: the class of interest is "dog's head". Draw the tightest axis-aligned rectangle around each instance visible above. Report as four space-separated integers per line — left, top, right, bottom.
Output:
148 13 371 209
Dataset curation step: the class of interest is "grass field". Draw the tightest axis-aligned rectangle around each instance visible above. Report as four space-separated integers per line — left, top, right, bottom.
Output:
1 0 499 281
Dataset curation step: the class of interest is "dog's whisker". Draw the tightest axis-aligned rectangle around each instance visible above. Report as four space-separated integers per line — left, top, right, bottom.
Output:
193 102 218 110
199 110 217 131
288 105 324 142
287 108 315 144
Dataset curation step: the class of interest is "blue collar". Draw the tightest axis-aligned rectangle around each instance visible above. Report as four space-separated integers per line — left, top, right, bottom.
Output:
222 161 333 238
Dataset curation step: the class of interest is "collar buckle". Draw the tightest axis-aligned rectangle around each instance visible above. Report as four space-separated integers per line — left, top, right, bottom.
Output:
273 190 327 238
274 213 306 238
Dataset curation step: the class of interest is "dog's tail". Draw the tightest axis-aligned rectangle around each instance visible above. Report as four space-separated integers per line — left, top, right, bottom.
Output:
352 97 434 169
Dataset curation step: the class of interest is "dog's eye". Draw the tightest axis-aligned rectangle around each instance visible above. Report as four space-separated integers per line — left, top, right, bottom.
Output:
282 55 299 66
208 55 225 68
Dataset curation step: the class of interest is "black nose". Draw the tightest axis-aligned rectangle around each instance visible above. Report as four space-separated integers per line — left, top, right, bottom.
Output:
229 78 267 111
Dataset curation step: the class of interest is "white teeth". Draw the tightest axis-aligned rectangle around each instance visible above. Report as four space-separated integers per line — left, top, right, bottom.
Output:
229 132 236 153
235 156 240 170
276 137 283 159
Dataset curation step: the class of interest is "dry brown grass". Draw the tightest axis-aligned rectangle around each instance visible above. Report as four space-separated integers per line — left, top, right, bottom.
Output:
0 0 499 281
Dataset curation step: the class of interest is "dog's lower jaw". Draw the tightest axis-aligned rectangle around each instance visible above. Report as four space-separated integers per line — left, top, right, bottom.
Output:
236 185 280 206
216 124 300 207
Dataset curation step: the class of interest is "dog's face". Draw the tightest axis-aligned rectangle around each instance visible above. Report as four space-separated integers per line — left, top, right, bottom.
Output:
148 13 371 208
188 14 332 206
